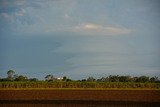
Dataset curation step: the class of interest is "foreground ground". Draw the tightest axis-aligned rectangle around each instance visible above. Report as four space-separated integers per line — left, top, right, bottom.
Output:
0 89 160 107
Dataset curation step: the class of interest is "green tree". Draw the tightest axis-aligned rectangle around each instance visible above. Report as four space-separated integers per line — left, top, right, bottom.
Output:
45 74 56 81
108 75 119 82
87 77 96 82
118 76 131 82
29 78 38 81
62 76 67 81
81 79 86 82
7 70 15 80
15 75 28 81
66 78 72 81
45 74 53 81
150 76 158 83
136 76 149 83
97 77 106 82
13 74 18 79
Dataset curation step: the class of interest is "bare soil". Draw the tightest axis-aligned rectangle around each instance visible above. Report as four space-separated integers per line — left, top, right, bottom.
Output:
0 89 160 107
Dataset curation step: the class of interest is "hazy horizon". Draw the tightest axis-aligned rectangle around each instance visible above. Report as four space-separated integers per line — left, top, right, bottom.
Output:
0 0 160 80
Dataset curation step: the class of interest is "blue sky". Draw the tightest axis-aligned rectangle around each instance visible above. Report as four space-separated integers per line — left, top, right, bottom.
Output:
0 0 160 80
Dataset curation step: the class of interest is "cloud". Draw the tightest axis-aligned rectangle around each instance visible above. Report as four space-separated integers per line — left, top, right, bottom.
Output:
83 24 99 29
0 0 132 36
70 23 132 36
45 23 132 36
0 0 43 21
64 13 71 19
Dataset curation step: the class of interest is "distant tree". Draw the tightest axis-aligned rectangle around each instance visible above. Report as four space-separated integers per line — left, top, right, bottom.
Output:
87 77 96 82
118 76 131 82
62 76 67 81
15 75 28 81
150 76 158 83
136 76 149 83
7 70 15 80
45 74 53 81
132 77 138 82
108 75 119 82
0 78 8 81
29 78 38 81
13 74 18 80
97 77 106 82
81 79 86 82
66 78 72 81
45 74 56 81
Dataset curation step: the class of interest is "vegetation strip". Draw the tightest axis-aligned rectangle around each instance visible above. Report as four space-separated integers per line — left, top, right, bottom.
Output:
1 70 160 89
1 70 160 83
0 81 159 89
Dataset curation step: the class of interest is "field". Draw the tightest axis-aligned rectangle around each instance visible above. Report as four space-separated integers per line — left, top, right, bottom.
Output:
0 81 160 89
0 89 160 107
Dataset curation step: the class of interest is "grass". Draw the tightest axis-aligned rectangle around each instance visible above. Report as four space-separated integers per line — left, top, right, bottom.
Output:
0 81 160 90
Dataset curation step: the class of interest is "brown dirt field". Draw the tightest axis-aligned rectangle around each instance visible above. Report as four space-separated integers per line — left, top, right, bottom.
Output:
0 90 160 107
0 90 160 102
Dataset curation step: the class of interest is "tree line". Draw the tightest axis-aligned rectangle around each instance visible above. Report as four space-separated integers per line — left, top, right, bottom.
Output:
0 70 159 83
0 70 160 89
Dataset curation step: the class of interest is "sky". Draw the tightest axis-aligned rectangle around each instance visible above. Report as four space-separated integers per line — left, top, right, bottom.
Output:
0 0 160 80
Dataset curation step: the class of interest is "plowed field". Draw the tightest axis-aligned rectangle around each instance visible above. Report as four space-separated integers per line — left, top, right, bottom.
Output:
0 89 160 107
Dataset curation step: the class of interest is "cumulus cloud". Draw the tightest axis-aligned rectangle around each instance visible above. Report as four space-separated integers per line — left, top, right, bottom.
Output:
71 23 132 36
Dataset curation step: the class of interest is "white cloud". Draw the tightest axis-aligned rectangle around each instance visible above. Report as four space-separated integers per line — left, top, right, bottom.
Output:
41 23 132 37
39 23 132 36
71 23 132 36
83 24 99 29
